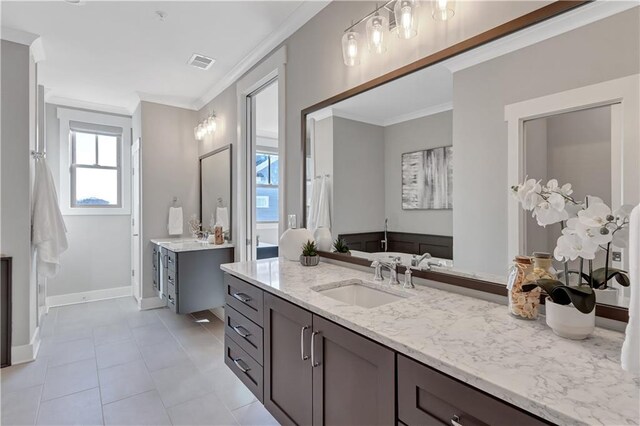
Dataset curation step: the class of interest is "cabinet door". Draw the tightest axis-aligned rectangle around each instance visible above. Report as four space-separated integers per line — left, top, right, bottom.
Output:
264 293 313 426
311 315 395 426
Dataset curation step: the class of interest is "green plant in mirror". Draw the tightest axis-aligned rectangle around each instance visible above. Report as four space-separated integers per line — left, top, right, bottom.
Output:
333 238 350 254
301 240 319 257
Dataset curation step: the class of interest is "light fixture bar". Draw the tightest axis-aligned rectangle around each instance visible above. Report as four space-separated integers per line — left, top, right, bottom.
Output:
343 0 396 34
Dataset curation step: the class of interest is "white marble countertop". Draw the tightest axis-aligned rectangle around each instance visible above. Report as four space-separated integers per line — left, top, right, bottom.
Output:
151 238 234 253
220 258 639 426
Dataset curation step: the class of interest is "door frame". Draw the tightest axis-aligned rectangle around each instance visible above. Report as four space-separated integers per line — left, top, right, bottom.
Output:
131 137 141 302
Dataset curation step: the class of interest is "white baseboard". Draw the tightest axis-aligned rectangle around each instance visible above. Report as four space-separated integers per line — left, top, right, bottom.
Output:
209 307 225 322
46 286 132 308
139 295 166 310
11 326 41 365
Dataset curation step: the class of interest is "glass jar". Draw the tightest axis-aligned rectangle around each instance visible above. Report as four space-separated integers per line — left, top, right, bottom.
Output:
507 256 541 320
529 252 556 281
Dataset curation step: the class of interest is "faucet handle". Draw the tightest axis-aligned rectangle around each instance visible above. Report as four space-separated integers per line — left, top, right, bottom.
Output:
403 267 415 289
370 260 383 281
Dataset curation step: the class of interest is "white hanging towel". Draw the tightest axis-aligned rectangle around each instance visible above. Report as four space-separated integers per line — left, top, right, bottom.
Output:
307 177 321 232
32 157 68 278
622 204 640 373
168 207 183 235
316 176 331 230
216 207 230 233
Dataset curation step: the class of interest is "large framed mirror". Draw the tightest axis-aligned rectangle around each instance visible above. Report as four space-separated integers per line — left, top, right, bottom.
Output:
200 145 232 240
302 1 639 321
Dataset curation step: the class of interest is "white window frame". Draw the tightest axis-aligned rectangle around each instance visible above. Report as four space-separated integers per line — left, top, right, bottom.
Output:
58 108 132 215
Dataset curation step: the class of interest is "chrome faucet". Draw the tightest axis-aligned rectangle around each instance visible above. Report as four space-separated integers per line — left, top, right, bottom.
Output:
381 218 388 252
371 257 401 285
411 252 432 268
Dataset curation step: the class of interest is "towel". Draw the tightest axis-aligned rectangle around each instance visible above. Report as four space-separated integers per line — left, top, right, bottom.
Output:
168 207 183 235
32 157 68 278
622 204 640 373
316 176 331 230
216 207 229 233
307 177 321 231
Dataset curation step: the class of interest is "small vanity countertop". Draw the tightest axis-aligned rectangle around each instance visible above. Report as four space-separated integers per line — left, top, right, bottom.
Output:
151 238 234 253
221 258 639 426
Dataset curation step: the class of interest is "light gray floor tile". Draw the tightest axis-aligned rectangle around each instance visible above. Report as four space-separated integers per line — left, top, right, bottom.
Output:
36 387 103 426
204 366 257 411
1 385 42 426
131 323 172 347
116 296 140 314
47 337 96 367
93 322 133 346
1 357 48 393
98 359 154 404
183 336 225 373
232 401 279 426
95 339 142 369
51 322 93 343
124 309 158 329
151 362 215 408
156 308 200 331
103 390 171 426
167 391 238 426
197 314 226 341
139 339 190 372
41 358 98 401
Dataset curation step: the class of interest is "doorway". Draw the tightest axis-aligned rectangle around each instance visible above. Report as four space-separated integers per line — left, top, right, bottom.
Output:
131 137 141 301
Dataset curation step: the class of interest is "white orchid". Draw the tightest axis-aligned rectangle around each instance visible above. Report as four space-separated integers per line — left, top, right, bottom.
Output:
554 233 598 261
563 217 613 246
512 179 542 210
533 201 568 227
578 202 611 228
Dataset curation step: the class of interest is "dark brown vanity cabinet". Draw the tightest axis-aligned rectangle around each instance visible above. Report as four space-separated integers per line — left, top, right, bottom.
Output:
263 292 395 426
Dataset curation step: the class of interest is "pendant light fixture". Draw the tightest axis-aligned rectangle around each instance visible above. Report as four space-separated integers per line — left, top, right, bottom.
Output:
394 0 419 39
366 13 389 54
341 30 361 67
194 113 217 141
432 0 455 21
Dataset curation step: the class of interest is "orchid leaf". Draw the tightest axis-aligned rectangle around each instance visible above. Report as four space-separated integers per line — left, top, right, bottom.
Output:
522 279 596 314
591 267 630 288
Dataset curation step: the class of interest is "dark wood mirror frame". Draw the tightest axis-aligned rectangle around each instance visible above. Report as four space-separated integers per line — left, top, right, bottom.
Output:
300 0 628 323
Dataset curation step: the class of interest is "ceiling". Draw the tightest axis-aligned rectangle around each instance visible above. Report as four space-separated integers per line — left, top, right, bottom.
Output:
310 64 453 127
1 1 328 114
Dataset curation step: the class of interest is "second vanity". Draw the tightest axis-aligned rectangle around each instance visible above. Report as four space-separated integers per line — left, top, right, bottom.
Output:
221 258 639 426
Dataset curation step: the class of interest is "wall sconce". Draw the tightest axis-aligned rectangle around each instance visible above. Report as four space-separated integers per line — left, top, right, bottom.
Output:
394 0 419 39
194 113 216 141
366 13 389 54
341 31 361 67
432 0 455 21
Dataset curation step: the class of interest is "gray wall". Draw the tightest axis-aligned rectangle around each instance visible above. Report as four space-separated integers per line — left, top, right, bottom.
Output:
140 101 198 299
384 111 453 236
1 40 36 347
44 103 131 297
453 8 639 275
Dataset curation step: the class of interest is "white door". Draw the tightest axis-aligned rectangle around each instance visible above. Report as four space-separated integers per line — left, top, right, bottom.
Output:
131 138 141 301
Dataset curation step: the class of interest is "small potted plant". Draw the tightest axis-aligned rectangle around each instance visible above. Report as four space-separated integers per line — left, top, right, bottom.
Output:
332 237 351 255
300 240 320 266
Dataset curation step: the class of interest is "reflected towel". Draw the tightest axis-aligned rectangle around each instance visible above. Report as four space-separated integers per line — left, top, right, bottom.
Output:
168 207 183 235
32 158 68 278
622 204 640 373
316 176 331 230
216 207 229 233
307 177 321 231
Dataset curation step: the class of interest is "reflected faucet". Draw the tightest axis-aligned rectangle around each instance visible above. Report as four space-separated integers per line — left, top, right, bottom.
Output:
411 253 432 268
381 218 388 252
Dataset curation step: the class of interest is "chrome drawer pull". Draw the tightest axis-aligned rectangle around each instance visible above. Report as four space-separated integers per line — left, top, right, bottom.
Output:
450 415 462 426
233 358 250 373
232 325 251 338
300 326 310 361
311 331 321 367
232 292 252 303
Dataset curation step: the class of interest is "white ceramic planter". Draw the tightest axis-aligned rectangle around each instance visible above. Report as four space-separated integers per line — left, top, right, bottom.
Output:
279 228 314 261
314 227 333 252
545 297 595 340
594 287 619 306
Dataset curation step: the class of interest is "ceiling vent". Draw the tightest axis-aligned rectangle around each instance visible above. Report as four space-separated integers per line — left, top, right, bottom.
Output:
188 54 215 71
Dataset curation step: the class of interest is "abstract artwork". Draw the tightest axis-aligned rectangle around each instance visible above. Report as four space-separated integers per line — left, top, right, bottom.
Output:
402 146 453 210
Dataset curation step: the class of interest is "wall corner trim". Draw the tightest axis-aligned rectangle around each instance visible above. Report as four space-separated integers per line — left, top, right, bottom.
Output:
11 327 41 365
138 296 167 311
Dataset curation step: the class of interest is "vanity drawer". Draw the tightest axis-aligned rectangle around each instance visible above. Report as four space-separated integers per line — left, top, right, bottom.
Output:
397 355 549 426
225 274 264 326
167 269 177 290
167 291 177 312
225 336 263 402
166 250 177 271
225 305 263 365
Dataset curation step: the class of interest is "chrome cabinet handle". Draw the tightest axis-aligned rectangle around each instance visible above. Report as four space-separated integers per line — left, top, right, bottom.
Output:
232 292 252 303
300 326 310 361
167 257 174 264
310 331 321 367
167 294 175 305
450 415 462 426
232 325 251 338
233 358 250 373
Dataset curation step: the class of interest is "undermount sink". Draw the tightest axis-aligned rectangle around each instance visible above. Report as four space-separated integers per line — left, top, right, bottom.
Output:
313 280 409 308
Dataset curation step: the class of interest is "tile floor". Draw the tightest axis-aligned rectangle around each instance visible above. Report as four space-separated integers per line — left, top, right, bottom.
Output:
1 297 279 426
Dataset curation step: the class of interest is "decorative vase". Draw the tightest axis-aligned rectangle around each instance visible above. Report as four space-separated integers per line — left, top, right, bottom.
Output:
299 255 320 267
594 287 619 306
545 297 595 340
279 215 314 261
314 227 332 252
507 256 540 319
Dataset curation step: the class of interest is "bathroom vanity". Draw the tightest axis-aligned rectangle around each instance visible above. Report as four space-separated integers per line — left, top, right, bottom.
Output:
151 239 233 314
221 258 639 426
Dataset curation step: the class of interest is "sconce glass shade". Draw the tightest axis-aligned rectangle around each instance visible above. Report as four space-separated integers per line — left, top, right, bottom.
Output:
366 14 388 54
206 116 217 133
196 124 206 140
341 31 361 67
394 0 419 39
432 0 455 21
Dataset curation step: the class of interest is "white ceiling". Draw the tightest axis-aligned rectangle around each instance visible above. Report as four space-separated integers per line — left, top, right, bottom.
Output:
1 1 328 114
311 64 453 127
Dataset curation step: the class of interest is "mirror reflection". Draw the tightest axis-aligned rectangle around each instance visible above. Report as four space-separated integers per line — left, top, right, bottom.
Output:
200 145 232 239
305 6 639 308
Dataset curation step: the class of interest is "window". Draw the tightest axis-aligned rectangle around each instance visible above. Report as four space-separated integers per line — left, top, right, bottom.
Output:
256 152 279 222
70 130 121 208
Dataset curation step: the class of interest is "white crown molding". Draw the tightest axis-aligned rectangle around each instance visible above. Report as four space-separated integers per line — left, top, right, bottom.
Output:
317 102 453 127
383 102 453 126
137 92 197 112
332 109 385 126
193 1 330 111
441 1 639 73
307 107 334 122
1 27 39 46
30 37 46 63
46 94 133 116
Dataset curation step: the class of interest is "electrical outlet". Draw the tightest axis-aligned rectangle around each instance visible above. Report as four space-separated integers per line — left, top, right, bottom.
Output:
612 251 622 262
